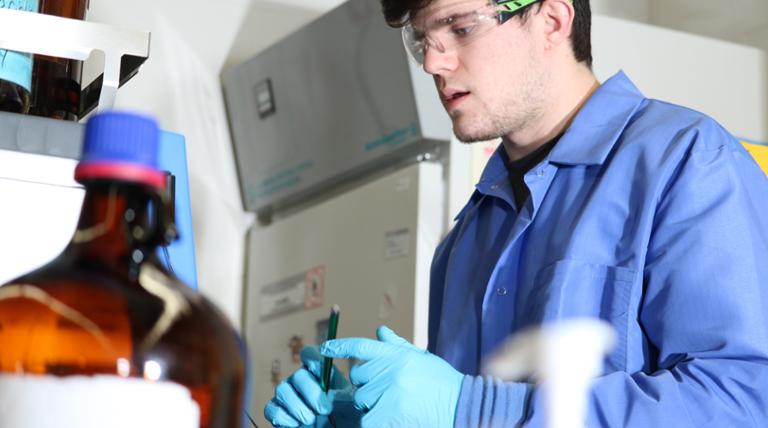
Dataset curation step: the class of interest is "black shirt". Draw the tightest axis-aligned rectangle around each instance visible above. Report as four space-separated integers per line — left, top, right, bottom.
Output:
504 136 560 210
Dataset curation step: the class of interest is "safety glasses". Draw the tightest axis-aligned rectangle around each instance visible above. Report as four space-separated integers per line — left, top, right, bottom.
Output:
401 0 543 65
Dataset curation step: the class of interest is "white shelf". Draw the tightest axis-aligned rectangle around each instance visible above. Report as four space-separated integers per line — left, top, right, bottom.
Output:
0 9 150 117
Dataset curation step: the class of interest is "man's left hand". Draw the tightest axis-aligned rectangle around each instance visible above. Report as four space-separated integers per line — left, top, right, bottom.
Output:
320 325 464 428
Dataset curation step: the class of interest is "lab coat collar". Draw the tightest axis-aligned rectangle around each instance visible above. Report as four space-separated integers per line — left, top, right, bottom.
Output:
454 71 645 221
548 70 646 166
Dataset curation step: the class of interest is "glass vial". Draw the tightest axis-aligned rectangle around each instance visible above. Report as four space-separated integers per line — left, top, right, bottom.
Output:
28 0 88 120
0 0 40 114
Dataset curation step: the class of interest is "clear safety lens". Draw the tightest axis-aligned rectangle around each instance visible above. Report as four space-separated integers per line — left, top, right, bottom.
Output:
402 0 539 65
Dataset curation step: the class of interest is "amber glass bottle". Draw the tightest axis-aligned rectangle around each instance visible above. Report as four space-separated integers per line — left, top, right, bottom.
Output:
0 0 40 114
0 112 246 428
28 0 88 120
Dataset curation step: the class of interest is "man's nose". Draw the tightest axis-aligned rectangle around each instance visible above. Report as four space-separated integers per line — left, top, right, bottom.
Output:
422 42 459 75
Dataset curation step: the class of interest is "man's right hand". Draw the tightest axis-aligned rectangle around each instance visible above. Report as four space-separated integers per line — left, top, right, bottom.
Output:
263 346 360 427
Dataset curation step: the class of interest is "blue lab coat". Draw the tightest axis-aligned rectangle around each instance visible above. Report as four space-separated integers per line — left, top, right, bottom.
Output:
429 71 768 427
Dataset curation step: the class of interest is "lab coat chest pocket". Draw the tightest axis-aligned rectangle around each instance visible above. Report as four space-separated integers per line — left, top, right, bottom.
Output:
528 260 637 371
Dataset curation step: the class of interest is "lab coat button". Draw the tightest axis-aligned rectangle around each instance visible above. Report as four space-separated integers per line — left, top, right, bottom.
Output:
496 287 508 296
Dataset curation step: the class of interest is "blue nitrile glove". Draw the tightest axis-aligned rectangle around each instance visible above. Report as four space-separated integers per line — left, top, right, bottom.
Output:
320 325 464 428
263 346 362 428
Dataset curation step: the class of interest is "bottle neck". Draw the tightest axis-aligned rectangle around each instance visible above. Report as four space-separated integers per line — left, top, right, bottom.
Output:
70 180 165 275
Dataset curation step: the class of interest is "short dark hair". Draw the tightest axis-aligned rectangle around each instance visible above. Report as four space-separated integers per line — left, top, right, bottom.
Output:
380 0 592 68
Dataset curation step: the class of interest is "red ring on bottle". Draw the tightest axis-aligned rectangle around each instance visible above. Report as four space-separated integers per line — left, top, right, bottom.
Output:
74 162 167 190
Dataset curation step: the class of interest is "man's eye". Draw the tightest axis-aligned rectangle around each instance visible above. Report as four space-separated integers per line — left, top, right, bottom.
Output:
451 24 476 36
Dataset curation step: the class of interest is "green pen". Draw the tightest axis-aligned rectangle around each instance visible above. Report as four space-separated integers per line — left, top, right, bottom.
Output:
321 304 340 392
321 305 340 428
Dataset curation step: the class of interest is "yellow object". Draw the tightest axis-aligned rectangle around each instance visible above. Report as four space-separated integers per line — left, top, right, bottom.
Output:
742 142 768 175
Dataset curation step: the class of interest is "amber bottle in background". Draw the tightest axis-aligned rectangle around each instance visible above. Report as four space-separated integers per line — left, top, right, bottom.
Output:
28 0 88 120
0 112 247 428
0 0 40 114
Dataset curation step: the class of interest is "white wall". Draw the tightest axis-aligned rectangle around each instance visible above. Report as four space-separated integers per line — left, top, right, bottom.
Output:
592 15 768 142
559 0 768 144
591 0 650 23
648 0 768 47
87 0 255 329
646 0 768 144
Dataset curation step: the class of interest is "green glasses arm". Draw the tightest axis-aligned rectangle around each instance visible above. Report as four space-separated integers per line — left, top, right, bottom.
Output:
496 0 573 21
496 0 542 14
496 0 574 12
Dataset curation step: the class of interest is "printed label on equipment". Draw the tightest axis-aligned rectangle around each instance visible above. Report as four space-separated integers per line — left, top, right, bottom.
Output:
259 266 326 321
0 374 199 428
384 228 410 259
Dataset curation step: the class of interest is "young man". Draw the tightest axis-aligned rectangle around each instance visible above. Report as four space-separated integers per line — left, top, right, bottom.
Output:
265 0 768 426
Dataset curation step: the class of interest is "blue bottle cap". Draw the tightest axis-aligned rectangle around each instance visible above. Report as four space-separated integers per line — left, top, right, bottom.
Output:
75 111 166 189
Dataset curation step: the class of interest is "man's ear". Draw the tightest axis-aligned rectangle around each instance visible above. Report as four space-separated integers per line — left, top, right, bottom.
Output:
539 0 575 49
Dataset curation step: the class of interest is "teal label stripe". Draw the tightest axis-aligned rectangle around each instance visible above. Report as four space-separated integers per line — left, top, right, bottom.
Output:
0 0 39 91
365 122 420 152
248 160 315 203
